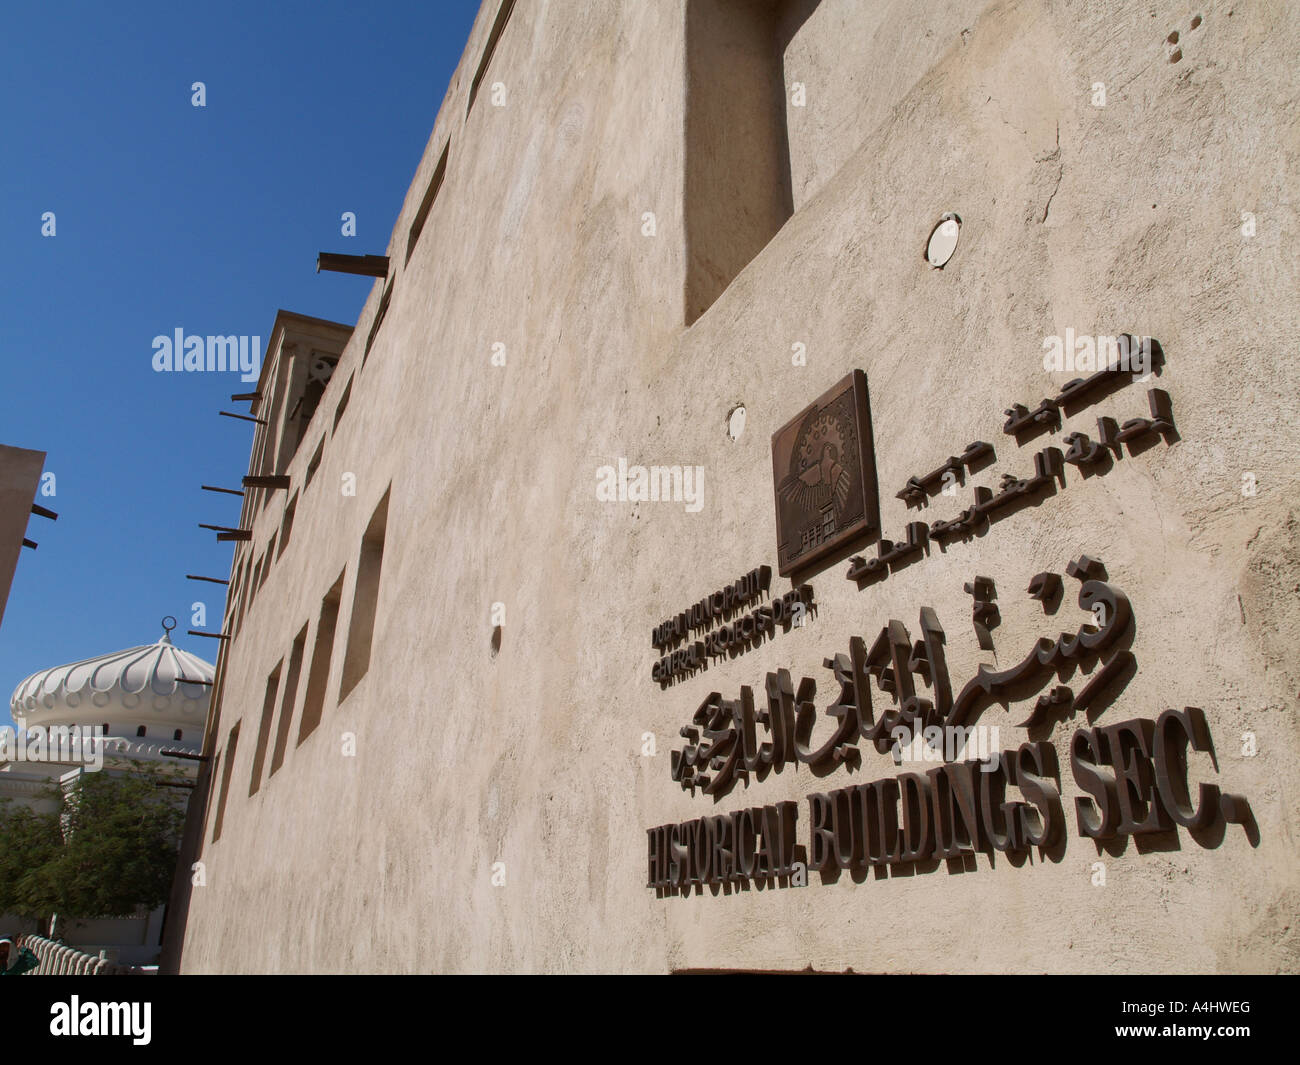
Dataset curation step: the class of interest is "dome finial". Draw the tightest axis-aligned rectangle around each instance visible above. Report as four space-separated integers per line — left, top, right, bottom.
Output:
160 615 177 644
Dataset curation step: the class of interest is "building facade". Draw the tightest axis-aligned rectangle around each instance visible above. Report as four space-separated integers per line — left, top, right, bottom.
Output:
171 0 1299 973
0 444 48 633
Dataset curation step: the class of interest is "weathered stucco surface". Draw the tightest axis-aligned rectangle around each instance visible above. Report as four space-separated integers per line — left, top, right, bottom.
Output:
178 0 1300 973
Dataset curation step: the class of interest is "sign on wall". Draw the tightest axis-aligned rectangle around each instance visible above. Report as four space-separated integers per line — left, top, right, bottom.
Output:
770 369 880 577
647 345 1254 898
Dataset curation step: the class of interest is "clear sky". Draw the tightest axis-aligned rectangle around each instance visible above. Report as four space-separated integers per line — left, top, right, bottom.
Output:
0 0 482 728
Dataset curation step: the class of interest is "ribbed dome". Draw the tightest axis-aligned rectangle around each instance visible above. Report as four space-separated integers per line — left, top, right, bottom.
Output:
10 629 213 732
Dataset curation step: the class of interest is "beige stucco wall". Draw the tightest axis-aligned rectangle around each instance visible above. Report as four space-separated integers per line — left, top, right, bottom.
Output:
177 0 1300 973
0 444 46 634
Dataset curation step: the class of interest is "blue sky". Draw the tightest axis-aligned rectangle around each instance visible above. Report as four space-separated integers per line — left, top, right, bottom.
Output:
0 0 482 727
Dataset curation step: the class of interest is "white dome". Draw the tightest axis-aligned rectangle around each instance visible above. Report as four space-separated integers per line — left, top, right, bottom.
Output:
10 629 213 733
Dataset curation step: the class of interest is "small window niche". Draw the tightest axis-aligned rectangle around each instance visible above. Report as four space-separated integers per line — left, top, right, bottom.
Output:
211 720 241 843
250 553 265 603
305 438 324 489
260 535 277 589
279 492 298 559
467 0 518 115
339 489 391 702
363 279 393 367
270 624 308 777
333 374 354 431
249 659 282 796
297 570 346 745
407 142 449 264
684 0 793 325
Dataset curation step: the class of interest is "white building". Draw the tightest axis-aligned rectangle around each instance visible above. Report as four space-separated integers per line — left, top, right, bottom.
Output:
1 622 212 965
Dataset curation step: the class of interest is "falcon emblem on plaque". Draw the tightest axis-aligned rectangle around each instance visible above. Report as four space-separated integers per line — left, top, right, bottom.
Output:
771 369 880 576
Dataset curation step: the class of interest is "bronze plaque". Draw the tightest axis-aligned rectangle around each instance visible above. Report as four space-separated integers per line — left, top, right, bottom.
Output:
771 369 880 577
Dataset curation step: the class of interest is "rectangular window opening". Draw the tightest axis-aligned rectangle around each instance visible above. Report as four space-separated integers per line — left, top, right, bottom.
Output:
211 720 241 842
406 142 449 264
234 555 254 634
305 438 324 489
204 751 221 839
260 535 277 588
249 553 265 604
467 0 518 115
684 0 794 325
333 374 354 431
224 570 242 636
363 280 393 366
248 660 282 796
269 623 308 777
339 488 391 703
278 492 298 559
297 570 345 745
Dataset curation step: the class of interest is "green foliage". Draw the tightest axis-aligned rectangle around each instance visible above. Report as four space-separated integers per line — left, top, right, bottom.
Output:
0 793 62 919
0 768 188 921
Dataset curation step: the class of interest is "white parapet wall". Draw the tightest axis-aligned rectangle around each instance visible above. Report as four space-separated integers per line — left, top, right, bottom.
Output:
17 934 152 976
